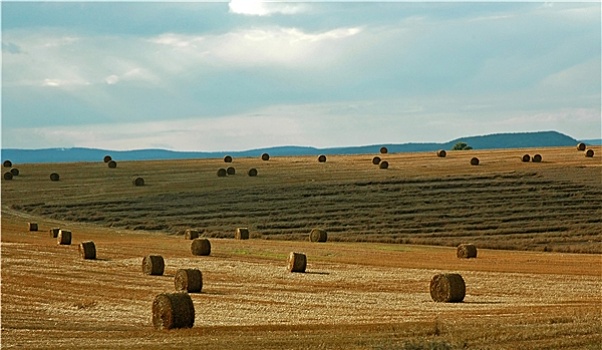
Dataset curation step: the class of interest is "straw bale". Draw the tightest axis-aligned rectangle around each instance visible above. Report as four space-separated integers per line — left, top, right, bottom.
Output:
142 255 165 275
152 293 195 330
430 273 466 302
287 252 307 273
174 269 203 293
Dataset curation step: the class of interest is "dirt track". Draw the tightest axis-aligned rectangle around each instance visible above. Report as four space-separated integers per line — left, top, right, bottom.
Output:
1 209 600 349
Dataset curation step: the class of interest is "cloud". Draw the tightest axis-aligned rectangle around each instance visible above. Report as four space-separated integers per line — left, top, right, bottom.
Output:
149 26 362 68
228 0 308 16
2 41 22 54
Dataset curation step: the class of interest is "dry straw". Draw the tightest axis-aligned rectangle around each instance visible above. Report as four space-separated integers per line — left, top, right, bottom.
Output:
174 268 203 293
248 168 258 177
191 238 211 256
261 153 270 161
227 167 236 175
235 228 249 240
3 172 13 180
532 154 542 163
577 142 586 151
372 156 381 165
103 155 112 163
522 154 531 162
457 244 477 259
28 222 38 232
224 155 233 163
49 227 60 238
50 173 60 181
379 161 389 169
108 160 117 168
184 229 201 240
437 150 447 158
79 241 96 260
585 149 595 158
217 168 227 177
3 160 12 167
152 293 195 330
318 155 327 163
57 229 72 245
430 273 466 302
142 255 165 275
380 146 388 154
309 228 327 243
287 252 307 273
132 177 145 186
470 157 480 166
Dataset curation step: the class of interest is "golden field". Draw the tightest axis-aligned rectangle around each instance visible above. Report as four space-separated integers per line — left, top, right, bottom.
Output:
1 146 601 349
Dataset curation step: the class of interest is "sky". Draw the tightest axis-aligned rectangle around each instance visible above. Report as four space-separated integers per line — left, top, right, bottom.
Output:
1 1 600 151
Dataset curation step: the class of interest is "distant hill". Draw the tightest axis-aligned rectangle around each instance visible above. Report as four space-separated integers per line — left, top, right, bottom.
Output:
0 130 582 164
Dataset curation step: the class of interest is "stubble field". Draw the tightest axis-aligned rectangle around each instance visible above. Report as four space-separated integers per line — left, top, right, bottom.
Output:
1 146 601 349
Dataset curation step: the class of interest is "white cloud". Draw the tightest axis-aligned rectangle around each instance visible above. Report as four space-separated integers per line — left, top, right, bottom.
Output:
228 0 308 16
149 26 362 68
105 75 120 85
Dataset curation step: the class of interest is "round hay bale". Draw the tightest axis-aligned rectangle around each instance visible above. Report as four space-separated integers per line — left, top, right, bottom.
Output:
261 153 270 161
79 241 96 260
142 255 165 275
184 229 201 240
103 155 112 163
437 150 447 158
317 155 327 163
470 157 479 166
379 161 389 169
3 172 13 180
226 167 236 175
235 228 249 240
191 238 211 256
3 160 12 168
585 149 594 158
50 173 60 181
152 293 195 330
372 156 381 165
217 168 227 177
174 268 203 293
132 177 145 186
224 155 233 163
57 229 72 245
522 154 531 162
430 273 466 303
49 227 60 238
10 168 19 176
457 244 477 259
577 142 586 151
309 228 327 243
107 160 117 168
532 154 542 163
380 146 388 154
28 222 38 232
287 252 307 273
248 168 258 177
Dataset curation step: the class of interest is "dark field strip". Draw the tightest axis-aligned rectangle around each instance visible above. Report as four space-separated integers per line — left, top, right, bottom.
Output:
13 173 602 253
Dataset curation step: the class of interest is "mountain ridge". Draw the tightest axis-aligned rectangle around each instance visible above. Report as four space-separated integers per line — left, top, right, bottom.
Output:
1 130 592 164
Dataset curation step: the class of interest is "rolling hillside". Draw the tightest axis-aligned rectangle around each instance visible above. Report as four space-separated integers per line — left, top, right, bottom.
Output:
1 130 586 164
3 145 600 253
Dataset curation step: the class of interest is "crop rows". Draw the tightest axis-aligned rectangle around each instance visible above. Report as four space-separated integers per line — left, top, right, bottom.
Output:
15 171 602 253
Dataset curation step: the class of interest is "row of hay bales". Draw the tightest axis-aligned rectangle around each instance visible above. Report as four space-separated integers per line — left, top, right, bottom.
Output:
29 222 97 258
216 167 258 177
577 142 595 157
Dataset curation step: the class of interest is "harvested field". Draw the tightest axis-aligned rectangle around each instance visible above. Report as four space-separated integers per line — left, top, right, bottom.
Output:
4 147 600 253
1 146 601 348
1 210 600 349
